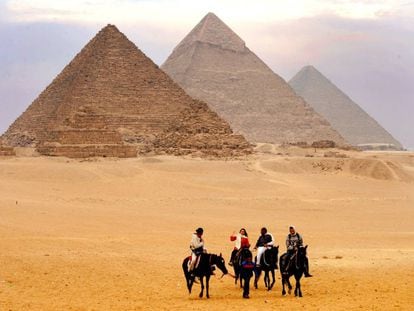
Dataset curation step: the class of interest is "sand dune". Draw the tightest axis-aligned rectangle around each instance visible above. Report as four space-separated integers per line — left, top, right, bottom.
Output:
0 148 413 310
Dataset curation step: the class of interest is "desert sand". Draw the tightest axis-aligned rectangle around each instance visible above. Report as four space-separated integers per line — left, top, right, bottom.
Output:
1 146 413 310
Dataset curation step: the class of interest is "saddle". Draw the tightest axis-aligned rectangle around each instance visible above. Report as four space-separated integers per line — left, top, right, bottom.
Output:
263 247 277 268
188 254 201 271
281 252 297 273
235 248 252 266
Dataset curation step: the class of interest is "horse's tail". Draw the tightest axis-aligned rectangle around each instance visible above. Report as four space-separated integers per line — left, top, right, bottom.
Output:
182 257 193 293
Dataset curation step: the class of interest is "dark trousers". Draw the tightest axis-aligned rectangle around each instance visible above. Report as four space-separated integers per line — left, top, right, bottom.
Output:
242 275 251 297
230 249 237 262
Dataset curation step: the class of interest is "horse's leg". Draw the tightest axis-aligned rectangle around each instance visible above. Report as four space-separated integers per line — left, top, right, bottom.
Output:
295 274 302 297
286 276 293 295
199 276 204 298
269 269 275 290
281 276 286 296
254 268 260 289
188 277 194 294
264 270 270 290
206 275 210 299
239 269 243 288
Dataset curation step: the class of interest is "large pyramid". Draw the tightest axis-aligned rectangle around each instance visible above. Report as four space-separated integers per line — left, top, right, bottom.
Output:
1 25 251 158
289 65 402 150
161 13 346 145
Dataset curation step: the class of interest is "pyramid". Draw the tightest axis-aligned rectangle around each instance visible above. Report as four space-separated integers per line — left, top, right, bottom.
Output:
161 13 346 145
289 66 403 150
1 25 251 158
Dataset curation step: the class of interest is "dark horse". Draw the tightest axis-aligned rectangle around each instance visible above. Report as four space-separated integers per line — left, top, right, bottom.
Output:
254 246 279 291
182 253 228 298
279 245 308 297
232 248 253 288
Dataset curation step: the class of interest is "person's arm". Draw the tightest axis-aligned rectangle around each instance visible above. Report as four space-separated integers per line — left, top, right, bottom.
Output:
286 235 291 249
298 234 303 247
254 237 260 248
191 235 204 249
267 234 274 246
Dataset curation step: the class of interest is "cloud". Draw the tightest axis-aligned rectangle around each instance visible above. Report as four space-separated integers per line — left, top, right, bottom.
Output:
5 0 408 24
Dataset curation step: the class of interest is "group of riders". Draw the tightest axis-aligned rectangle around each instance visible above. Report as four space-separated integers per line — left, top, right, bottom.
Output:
188 226 312 297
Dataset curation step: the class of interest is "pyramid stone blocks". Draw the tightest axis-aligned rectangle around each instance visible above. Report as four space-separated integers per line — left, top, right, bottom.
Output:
1 25 251 158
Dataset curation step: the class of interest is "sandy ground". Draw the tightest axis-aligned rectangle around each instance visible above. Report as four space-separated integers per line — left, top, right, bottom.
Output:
1 146 414 310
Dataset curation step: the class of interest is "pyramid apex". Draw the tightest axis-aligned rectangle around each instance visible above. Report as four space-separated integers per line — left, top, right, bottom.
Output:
99 24 121 33
205 12 218 18
301 65 320 73
169 13 246 54
290 65 325 84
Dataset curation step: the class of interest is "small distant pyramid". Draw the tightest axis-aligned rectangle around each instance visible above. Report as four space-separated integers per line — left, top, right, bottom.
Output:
289 66 402 150
1 25 251 158
162 13 345 145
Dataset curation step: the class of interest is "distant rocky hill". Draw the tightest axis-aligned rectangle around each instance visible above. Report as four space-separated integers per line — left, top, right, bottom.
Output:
289 65 402 150
1 25 251 158
162 13 346 146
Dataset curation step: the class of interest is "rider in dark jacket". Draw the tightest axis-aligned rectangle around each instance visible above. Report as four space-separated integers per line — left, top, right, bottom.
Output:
254 227 274 267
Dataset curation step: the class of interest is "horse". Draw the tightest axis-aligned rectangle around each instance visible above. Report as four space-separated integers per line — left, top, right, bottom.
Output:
279 245 308 297
232 247 253 288
254 246 279 291
182 252 228 298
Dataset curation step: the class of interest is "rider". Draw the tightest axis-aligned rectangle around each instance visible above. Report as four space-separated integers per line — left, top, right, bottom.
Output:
189 227 205 274
229 228 250 266
254 227 274 267
286 225 312 277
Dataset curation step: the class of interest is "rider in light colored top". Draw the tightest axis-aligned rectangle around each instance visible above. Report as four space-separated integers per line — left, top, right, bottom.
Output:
286 225 312 277
286 225 303 254
189 227 205 272
254 227 274 267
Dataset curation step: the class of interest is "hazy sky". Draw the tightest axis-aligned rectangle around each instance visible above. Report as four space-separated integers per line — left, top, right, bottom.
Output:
1 0 413 148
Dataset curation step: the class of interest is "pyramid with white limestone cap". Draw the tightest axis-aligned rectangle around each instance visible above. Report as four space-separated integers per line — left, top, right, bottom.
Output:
162 13 346 145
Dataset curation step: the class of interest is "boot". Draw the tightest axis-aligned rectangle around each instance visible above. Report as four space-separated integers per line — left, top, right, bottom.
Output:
304 258 313 277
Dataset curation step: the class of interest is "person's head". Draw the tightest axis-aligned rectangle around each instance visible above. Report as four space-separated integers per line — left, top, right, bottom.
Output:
196 227 204 237
261 227 267 235
289 226 296 235
239 228 248 237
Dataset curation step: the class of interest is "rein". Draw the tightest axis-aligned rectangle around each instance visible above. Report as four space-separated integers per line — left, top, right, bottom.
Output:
209 254 234 279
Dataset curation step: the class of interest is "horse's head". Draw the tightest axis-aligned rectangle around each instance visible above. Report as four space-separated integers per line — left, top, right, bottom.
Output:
240 248 253 260
274 245 279 255
215 253 228 275
297 245 308 267
298 245 308 255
